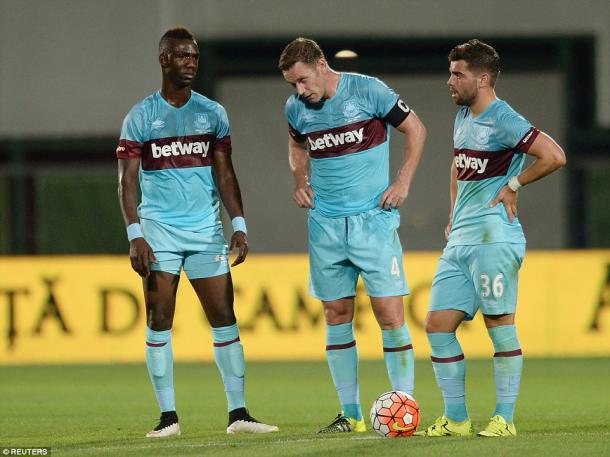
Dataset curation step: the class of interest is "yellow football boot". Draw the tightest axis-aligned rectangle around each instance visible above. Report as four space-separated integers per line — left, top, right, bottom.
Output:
414 415 474 437
477 415 517 437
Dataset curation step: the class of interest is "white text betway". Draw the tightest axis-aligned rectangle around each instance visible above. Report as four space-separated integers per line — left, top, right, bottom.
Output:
454 153 489 174
151 141 210 158
308 128 364 151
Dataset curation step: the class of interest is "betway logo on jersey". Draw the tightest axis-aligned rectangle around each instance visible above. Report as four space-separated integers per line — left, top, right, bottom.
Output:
454 153 489 174
141 134 218 171
453 148 516 181
151 140 210 158
308 128 364 151
305 118 387 159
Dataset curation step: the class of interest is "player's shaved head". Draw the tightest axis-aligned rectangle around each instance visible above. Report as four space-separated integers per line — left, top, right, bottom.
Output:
449 39 500 87
278 37 326 71
159 26 197 55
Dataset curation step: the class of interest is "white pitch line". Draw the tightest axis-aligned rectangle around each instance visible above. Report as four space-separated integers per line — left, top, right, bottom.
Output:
58 435 381 455
54 431 610 455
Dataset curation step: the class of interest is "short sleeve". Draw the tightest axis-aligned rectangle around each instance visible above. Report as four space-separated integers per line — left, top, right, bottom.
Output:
214 104 232 154
496 109 535 151
285 96 306 143
367 77 400 118
116 105 147 159
288 124 306 143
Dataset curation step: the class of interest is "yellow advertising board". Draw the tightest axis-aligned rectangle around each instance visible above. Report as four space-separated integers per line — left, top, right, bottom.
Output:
1 251 609 364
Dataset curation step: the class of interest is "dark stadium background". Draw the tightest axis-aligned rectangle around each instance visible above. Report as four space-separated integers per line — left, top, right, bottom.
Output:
0 1 608 255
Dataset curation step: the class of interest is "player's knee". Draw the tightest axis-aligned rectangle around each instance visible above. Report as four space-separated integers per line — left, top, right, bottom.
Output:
375 313 404 330
424 320 435 334
324 307 351 325
424 316 444 334
147 309 173 331
206 306 236 328
483 313 515 328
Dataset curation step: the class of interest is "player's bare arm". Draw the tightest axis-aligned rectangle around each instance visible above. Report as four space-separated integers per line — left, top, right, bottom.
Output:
379 111 426 209
212 149 248 266
491 132 566 222
445 162 458 240
117 158 157 277
288 135 314 209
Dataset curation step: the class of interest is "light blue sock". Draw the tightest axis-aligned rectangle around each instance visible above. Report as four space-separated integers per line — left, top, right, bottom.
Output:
326 322 362 421
382 324 415 395
488 325 523 423
212 323 246 412
145 327 175 412
428 332 468 422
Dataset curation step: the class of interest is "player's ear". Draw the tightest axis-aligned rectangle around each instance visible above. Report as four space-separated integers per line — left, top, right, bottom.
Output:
479 72 490 88
316 58 328 73
159 52 170 68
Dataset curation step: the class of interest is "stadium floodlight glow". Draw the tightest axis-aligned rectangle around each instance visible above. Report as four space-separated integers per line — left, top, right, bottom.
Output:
334 49 358 59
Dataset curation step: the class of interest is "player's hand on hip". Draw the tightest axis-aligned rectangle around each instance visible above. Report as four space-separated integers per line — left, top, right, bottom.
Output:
490 185 518 223
230 231 248 266
444 220 453 240
379 181 409 209
129 238 157 278
293 182 314 209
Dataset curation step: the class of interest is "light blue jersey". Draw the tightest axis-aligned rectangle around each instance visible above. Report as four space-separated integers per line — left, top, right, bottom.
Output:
448 99 539 246
116 90 232 233
285 73 408 217
285 73 411 300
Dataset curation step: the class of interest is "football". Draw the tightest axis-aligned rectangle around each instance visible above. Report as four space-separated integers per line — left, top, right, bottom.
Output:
370 391 420 437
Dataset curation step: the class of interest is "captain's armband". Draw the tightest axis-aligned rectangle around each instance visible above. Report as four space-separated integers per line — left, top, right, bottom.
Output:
384 99 411 128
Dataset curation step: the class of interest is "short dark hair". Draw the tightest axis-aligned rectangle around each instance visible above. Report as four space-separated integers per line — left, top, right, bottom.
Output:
448 39 500 86
278 37 325 71
159 26 196 55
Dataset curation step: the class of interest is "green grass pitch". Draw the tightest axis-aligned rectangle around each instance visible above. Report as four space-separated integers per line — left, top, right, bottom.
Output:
2 358 609 456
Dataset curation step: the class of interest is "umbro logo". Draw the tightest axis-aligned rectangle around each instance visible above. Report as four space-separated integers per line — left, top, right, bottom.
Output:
151 119 165 129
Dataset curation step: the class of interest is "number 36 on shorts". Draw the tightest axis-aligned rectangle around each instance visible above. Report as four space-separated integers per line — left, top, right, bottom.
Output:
479 273 504 298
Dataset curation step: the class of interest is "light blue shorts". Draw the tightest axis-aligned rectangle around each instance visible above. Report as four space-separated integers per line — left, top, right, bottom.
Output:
308 208 409 301
429 243 526 320
141 218 229 279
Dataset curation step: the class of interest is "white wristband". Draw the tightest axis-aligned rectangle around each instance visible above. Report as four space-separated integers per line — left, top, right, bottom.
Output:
126 223 144 242
507 176 522 192
231 216 247 235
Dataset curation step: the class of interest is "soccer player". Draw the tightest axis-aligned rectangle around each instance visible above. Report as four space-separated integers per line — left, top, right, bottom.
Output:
116 26 278 438
416 39 566 437
278 38 427 433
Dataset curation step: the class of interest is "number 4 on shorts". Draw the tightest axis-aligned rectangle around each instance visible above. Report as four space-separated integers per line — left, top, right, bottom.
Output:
391 256 401 277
